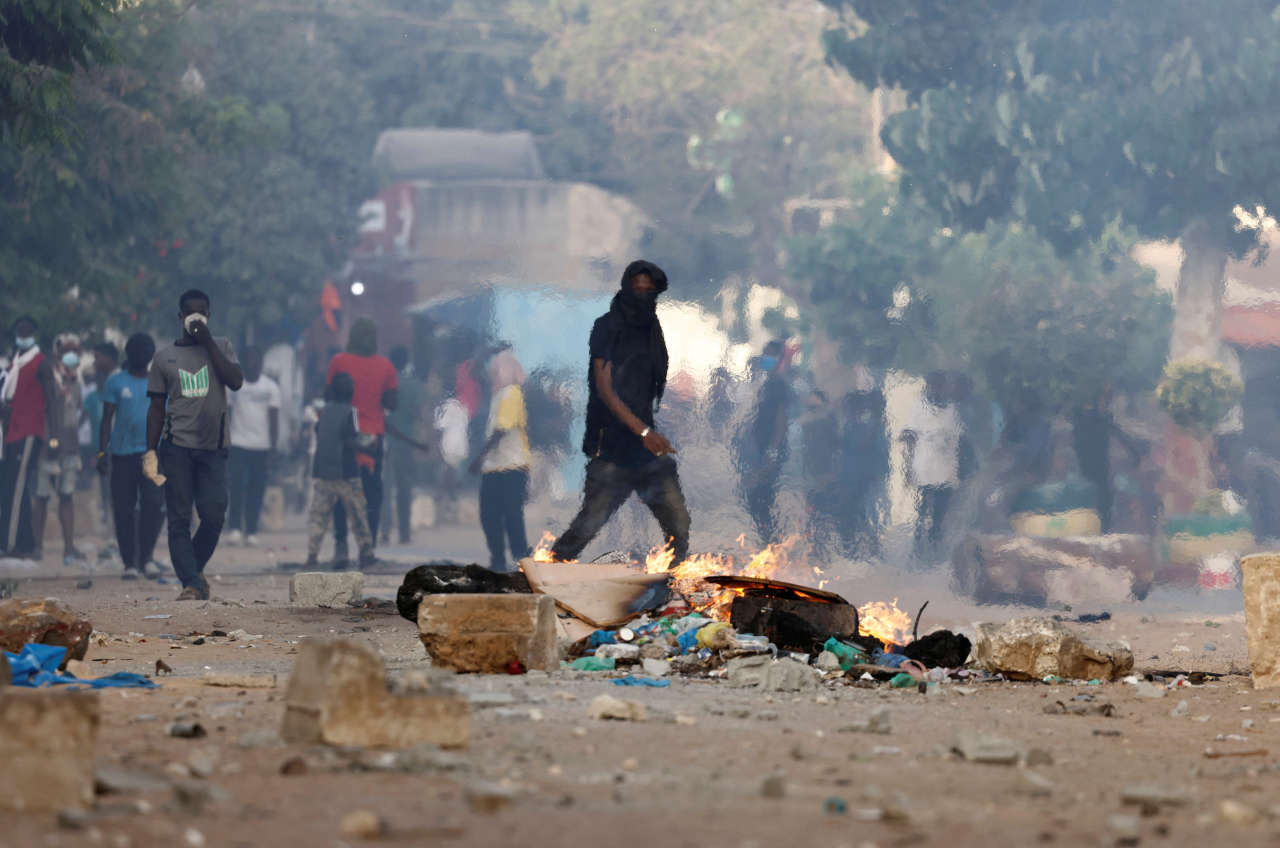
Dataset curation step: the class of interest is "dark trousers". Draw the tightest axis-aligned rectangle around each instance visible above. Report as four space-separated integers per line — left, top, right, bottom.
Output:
227 446 269 535
479 469 530 572
741 457 783 545
0 436 41 555
158 441 228 588
384 447 415 544
334 438 383 552
110 453 164 571
552 456 691 564
914 483 954 557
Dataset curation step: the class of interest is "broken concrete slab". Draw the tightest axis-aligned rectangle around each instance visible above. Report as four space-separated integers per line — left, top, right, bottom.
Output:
726 655 819 691
519 558 669 628
0 597 92 668
1241 554 1280 689
417 593 557 673
588 694 646 721
973 616 1134 681
289 571 365 607
0 689 100 811
952 730 1022 765
282 639 469 749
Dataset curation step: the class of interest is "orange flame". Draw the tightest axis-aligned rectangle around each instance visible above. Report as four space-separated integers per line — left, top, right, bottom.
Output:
856 599 913 648
532 531 557 563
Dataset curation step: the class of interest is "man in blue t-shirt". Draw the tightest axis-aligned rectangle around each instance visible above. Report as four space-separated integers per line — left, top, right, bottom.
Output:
98 333 164 579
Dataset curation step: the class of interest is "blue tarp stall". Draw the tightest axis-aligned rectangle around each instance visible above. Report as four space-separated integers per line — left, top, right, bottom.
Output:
412 285 610 378
412 285 613 487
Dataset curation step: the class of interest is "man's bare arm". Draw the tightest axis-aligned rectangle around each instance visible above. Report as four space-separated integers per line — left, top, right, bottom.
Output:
592 358 674 456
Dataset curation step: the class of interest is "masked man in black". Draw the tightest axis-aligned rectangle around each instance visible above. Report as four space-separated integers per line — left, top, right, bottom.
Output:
551 260 691 564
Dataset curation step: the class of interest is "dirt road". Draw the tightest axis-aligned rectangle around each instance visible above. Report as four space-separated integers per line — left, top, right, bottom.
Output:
1 526 1276 848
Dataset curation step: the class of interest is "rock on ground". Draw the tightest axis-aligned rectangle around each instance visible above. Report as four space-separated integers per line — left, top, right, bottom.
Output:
289 571 365 607
972 616 1134 681
417 593 557 673
0 689 99 811
0 597 92 667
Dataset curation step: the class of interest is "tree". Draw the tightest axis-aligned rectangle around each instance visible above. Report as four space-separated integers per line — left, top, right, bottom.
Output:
0 0 118 145
519 0 872 293
788 172 1172 422
820 0 1280 361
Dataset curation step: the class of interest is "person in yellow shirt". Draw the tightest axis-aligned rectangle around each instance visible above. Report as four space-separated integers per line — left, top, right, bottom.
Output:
469 348 532 572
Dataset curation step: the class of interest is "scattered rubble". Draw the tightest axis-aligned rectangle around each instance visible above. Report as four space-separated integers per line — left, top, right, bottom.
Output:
726 655 818 691
282 639 470 748
417 593 557 673
0 689 100 811
587 694 646 721
973 616 1134 681
0 598 93 668
951 731 1022 765
289 571 365 607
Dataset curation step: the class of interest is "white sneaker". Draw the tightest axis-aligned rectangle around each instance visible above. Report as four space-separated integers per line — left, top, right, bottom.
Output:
226 530 243 545
244 534 259 547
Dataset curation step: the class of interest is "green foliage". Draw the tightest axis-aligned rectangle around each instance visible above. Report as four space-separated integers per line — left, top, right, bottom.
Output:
1156 359 1243 432
788 172 1173 416
820 0 1280 256
0 0 118 146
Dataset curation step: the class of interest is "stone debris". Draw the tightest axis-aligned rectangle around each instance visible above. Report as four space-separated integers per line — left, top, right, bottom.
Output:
838 706 892 735
641 657 670 677
761 774 786 798
951 731 1022 765
93 765 168 795
0 598 93 667
282 639 470 749
464 780 518 813
588 694 646 721
972 616 1134 681
1120 784 1189 810
417 593 558 673
1131 681 1167 699
339 809 387 839
726 655 819 691
289 571 365 607
1241 554 1280 689
1219 798 1261 825
0 689 100 812
202 672 276 689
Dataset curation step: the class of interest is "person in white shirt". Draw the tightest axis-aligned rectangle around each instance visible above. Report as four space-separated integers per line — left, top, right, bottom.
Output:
225 347 280 545
901 372 962 560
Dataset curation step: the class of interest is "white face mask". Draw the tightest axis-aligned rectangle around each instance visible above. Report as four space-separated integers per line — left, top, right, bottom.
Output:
15 336 35 351
183 313 207 333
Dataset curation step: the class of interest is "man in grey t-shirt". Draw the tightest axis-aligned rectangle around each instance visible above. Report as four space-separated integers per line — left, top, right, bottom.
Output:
146 289 243 600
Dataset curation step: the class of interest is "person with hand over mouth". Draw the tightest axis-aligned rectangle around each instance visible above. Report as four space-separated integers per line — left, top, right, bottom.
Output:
145 289 243 600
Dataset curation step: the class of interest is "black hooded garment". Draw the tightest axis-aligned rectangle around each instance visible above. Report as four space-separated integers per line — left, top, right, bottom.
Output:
582 260 670 466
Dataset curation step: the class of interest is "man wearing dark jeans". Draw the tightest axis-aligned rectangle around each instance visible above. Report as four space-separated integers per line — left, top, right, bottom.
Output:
145 290 243 600
99 333 164 578
551 260 691 565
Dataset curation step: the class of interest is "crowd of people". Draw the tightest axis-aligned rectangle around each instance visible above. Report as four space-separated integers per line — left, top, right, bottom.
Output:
0 267 994 600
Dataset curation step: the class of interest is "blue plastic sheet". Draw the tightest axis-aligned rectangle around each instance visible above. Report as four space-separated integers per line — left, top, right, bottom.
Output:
585 630 617 648
4 643 156 689
871 649 909 669
676 630 700 654
612 676 670 687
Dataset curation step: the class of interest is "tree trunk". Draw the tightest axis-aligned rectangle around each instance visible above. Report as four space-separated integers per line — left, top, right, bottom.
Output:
1159 219 1229 514
1169 219 1228 362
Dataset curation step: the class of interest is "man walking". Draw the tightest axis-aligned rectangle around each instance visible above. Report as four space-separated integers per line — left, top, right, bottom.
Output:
146 290 243 600
99 333 164 579
550 260 691 565
226 347 280 546
737 340 792 545
382 345 425 545
0 316 52 558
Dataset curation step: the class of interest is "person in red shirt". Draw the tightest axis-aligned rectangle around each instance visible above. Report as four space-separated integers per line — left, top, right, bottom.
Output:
325 317 397 564
0 316 55 557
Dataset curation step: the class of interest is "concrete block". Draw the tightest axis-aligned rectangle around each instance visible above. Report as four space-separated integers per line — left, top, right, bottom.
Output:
289 571 365 607
1242 554 1280 689
0 689 100 811
282 639 469 749
417 593 557 673
973 615 1134 681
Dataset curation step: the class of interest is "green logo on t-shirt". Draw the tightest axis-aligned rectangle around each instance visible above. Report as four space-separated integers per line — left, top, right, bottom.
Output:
178 365 210 398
